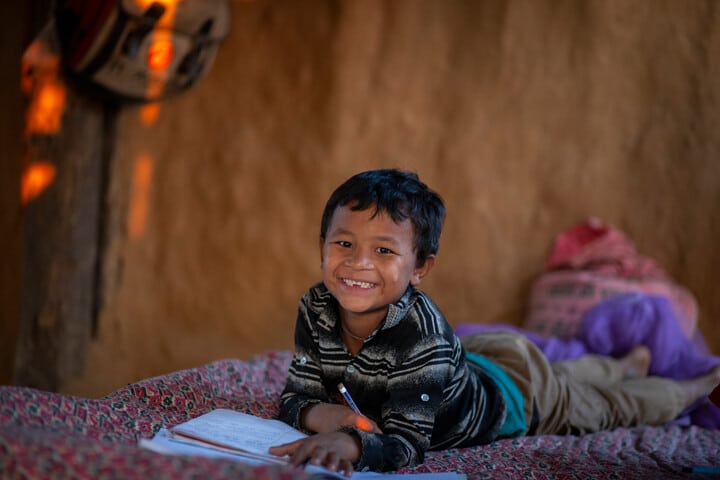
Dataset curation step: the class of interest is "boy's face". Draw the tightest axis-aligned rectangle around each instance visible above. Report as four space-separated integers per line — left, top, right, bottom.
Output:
320 205 434 328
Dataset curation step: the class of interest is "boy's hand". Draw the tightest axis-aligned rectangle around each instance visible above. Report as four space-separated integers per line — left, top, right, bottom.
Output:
269 431 361 477
302 403 382 434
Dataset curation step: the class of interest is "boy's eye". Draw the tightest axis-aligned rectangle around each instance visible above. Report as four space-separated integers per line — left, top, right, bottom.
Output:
334 241 352 248
376 247 394 255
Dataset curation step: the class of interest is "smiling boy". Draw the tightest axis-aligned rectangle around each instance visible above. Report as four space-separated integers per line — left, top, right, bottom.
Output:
270 169 499 474
269 169 720 476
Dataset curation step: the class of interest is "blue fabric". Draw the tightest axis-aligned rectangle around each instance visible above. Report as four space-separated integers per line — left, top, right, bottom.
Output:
466 352 526 438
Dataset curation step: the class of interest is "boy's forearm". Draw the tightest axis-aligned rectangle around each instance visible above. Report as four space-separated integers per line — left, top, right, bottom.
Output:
278 391 322 433
299 403 317 432
301 402 359 433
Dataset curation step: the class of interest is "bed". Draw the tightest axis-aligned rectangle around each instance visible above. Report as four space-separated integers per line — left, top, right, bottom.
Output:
3 220 718 479
1 348 719 480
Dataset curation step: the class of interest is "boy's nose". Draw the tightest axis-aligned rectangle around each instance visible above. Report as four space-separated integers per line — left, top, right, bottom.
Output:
347 247 373 268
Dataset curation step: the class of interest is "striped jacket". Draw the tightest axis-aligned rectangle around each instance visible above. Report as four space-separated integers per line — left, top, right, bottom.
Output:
277 283 505 472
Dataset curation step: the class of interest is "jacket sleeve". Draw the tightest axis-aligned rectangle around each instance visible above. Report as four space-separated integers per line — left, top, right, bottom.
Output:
277 303 329 432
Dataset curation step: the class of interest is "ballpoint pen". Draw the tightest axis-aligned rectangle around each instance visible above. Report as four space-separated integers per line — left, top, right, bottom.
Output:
337 382 362 415
338 382 375 432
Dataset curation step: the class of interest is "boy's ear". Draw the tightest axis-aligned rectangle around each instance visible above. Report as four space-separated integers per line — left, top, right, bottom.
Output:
410 255 435 286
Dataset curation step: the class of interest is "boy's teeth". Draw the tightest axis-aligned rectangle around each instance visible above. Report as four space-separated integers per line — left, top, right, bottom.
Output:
344 279 373 288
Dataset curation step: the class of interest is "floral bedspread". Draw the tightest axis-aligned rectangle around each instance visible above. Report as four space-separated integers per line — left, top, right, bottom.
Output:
1 351 718 479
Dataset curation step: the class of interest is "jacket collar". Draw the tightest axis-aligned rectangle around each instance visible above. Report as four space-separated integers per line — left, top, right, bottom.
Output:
307 282 415 334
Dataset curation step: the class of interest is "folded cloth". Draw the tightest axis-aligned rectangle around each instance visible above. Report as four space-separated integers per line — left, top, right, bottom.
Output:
578 293 718 381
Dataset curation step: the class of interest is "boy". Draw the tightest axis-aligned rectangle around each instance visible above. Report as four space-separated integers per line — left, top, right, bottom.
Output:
269 169 720 476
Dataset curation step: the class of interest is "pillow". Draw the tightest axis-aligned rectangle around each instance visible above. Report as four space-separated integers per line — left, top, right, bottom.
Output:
523 218 698 340
524 269 698 339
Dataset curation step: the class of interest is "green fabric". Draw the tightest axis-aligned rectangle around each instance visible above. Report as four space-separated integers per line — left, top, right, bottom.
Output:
466 352 526 438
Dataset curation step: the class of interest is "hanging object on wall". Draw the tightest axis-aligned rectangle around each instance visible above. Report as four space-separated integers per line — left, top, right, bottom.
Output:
54 0 231 102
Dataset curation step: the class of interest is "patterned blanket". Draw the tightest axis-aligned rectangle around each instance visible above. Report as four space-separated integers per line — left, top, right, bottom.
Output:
1 351 717 479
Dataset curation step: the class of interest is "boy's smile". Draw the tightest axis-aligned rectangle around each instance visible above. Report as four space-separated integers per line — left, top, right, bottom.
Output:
320 205 434 337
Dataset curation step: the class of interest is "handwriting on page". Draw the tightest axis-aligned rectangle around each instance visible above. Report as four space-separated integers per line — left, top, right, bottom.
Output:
171 409 307 455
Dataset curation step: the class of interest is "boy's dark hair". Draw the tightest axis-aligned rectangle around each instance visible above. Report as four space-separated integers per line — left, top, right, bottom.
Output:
320 169 446 266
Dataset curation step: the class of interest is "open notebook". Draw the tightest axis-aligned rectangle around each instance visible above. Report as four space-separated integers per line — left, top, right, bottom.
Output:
140 408 465 479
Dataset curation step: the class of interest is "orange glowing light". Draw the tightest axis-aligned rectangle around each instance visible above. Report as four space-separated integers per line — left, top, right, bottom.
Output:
134 0 178 10
21 161 56 204
133 0 156 9
133 0 177 27
128 154 154 239
21 37 61 95
21 66 34 95
22 29 66 135
140 102 161 125
26 78 67 135
142 1 177 99
355 416 373 432
147 39 174 71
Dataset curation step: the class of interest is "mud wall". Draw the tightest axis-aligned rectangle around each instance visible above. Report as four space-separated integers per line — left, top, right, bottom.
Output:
61 0 720 397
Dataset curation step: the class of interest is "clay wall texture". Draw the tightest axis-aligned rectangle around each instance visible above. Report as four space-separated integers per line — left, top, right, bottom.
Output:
60 0 720 397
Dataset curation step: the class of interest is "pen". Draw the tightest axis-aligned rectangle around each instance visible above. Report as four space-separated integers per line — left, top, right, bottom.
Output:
337 382 362 415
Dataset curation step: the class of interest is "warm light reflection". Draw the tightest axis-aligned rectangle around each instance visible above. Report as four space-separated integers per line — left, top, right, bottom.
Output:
21 161 56 204
140 103 161 125
128 154 154 239
145 28 175 99
22 33 67 135
142 1 178 107
133 0 178 27
21 37 61 95
134 1 176 10
147 38 174 70
355 416 373 432
26 79 67 135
